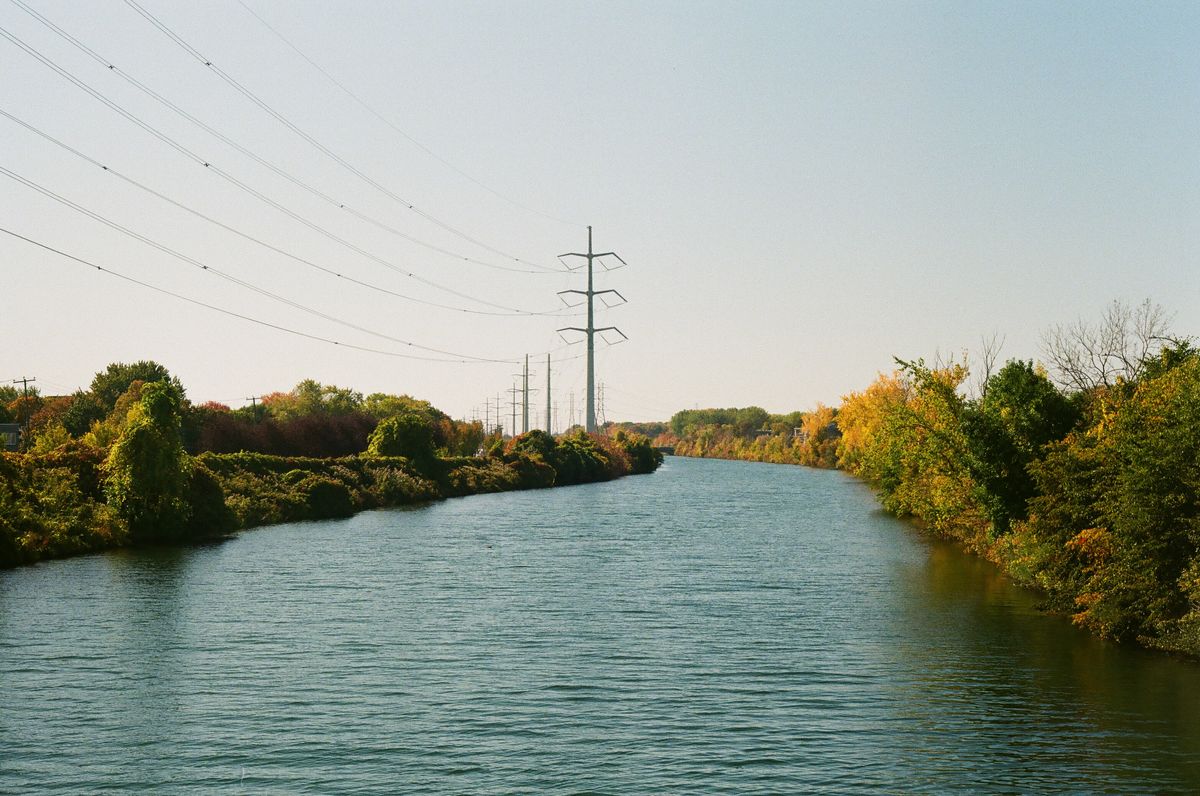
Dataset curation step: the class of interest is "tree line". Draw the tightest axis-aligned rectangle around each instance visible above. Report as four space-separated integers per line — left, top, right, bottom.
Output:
659 300 1200 657
1 362 662 568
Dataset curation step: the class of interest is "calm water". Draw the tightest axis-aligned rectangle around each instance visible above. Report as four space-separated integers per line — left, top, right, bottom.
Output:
2 456 1199 793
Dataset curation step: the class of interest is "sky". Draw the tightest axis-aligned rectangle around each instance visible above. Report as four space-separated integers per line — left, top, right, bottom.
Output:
2 0 1197 426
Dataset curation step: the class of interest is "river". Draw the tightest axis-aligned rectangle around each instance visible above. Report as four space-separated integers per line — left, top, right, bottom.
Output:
2 456 1198 793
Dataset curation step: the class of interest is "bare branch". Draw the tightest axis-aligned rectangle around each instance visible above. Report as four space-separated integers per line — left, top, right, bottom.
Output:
1040 299 1173 392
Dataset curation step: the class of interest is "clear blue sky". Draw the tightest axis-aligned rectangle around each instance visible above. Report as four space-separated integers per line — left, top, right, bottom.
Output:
2 0 1197 424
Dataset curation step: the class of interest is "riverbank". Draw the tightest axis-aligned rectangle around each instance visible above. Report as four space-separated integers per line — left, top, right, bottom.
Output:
0 430 662 569
656 342 1200 659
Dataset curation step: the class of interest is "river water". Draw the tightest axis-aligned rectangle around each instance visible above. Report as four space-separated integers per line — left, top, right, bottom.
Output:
2 456 1198 793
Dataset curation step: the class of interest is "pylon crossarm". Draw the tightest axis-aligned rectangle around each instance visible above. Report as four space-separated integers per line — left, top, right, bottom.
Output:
594 326 628 346
556 326 587 344
594 289 627 308
556 289 587 307
595 253 627 271
557 252 589 271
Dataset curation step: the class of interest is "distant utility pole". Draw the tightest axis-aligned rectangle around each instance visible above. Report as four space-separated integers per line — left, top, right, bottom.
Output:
522 354 530 434
484 397 490 431
545 353 552 435
557 226 627 433
495 392 502 435
508 383 520 438
12 376 35 436
569 391 575 431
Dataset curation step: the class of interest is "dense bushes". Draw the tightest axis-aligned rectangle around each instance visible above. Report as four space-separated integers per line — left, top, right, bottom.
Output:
198 452 438 527
500 429 662 487
0 360 663 569
837 342 1200 657
0 447 125 567
189 409 377 458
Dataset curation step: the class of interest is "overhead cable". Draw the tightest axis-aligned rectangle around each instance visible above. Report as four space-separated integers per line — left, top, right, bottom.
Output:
8 0 561 276
0 108 570 320
0 24 578 317
122 0 552 268
235 0 583 228
0 226 511 364
0 164 522 364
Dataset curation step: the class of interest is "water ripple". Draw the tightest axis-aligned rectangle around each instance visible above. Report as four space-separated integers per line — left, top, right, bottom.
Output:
3 457 1200 793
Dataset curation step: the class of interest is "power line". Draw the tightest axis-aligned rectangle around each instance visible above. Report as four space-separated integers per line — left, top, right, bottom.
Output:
122 0 551 268
0 24 576 317
8 0 562 276
0 164 527 363
235 0 583 229
0 226 510 364
0 108 568 320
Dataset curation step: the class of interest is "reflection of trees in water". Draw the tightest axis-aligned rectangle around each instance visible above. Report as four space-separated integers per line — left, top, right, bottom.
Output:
98 547 199 753
890 526 1200 788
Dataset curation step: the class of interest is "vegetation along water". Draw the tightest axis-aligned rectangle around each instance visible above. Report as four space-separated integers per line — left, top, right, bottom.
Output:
644 301 1200 660
0 360 661 568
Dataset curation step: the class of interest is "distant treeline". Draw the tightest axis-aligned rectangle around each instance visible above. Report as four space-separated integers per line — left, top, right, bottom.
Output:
643 405 840 468
653 300 1200 658
0 363 662 568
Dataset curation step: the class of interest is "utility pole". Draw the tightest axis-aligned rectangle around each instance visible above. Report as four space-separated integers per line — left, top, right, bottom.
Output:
508 383 520 438
569 391 575 431
484 397 490 431
545 353 552 435
522 354 530 433
12 376 36 440
557 226 627 433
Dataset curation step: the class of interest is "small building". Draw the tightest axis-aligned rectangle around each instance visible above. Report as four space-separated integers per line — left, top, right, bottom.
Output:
0 423 19 452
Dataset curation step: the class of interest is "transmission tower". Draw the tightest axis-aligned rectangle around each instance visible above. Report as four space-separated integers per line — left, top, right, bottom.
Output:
545 353 552 434
557 226 627 433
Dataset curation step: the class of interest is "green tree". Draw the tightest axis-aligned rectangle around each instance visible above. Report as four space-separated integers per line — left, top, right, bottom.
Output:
91 361 181 412
60 391 107 437
962 360 1078 534
0 385 17 423
1079 354 1200 643
366 411 436 463
102 381 192 543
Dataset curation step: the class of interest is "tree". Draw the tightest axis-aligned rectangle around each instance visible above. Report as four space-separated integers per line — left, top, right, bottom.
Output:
60 391 107 438
961 360 1078 534
91 361 181 412
103 381 192 543
366 411 436 463
0 385 17 423
1041 299 1171 393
